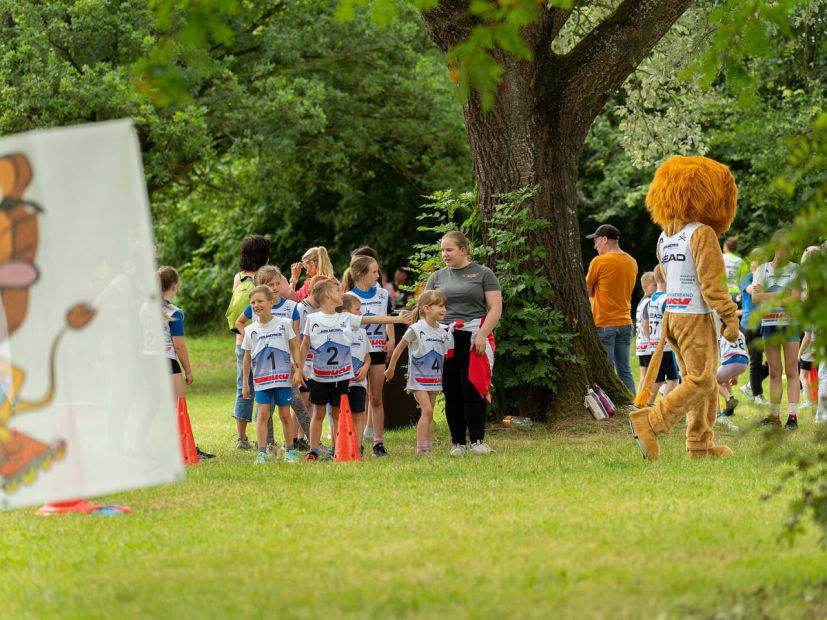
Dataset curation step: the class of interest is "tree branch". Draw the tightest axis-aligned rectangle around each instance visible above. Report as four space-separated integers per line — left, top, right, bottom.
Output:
551 0 693 141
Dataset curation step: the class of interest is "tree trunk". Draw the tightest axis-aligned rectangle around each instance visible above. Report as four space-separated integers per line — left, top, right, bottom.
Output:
422 1 693 419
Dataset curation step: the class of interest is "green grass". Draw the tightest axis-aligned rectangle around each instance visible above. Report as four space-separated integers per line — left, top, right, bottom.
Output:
1 334 825 619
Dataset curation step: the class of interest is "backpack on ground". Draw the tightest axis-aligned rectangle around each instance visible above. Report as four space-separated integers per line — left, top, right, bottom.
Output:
584 386 610 420
591 383 616 417
225 273 255 332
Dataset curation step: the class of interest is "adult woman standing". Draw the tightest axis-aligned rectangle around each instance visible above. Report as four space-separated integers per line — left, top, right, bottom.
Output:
290 246 337 302
425 231 502 455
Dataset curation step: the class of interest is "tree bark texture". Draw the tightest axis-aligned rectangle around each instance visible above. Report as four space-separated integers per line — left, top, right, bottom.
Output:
422 0 694 419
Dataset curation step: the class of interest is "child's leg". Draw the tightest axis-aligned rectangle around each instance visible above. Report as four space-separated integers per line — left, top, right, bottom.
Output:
236 419 248 442
649 381 664 405
171 373 185 401
637 365 648 394
352 412 366 442
799 366 812 405
368 364 386 444
412 391 437 453
277 405 292 448
330 407 340 446
256 404 272 451
310 404 326 449
783 341 801 412
765 344 783 414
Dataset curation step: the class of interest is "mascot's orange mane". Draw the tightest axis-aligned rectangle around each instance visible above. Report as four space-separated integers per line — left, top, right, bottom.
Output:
645 156 738 235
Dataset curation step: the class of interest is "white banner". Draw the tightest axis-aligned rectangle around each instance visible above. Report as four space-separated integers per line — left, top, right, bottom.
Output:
0 120 183 509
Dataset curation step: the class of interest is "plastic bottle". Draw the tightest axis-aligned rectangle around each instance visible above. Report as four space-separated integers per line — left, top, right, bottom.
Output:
503 416 533 429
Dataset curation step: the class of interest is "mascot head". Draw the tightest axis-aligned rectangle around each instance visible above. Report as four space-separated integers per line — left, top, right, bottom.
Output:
645 156 737 235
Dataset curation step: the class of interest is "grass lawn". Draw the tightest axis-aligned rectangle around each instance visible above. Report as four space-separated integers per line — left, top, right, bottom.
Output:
1 334 825 619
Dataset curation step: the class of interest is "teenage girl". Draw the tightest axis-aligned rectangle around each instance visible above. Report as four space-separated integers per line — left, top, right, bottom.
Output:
748 237 801 429
385 291 453 456
635 272 656 395
345 255 395 458
290 246 338 302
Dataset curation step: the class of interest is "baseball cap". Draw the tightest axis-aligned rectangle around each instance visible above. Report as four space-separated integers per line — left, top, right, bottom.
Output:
585 224 620 240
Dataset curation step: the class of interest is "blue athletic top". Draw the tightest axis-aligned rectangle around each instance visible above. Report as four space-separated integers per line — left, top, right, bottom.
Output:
165 300 185 337
740 273 753 329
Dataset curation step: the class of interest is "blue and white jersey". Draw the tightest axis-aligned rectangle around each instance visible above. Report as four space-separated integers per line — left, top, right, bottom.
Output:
402 319 454 392
349 327 370 388
719 330 747 365
755 261 799 326
241 317 296 390
647 292 672 353
243 297 300 323
162 301 184 360
635 296 651 356
297 300 320 377
350 286 391 353
303 312 362 382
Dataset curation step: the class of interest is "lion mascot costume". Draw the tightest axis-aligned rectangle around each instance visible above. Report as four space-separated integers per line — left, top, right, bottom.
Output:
629 155 740 460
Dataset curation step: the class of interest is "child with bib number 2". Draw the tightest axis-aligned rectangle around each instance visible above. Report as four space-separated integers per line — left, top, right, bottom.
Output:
385 291 453 456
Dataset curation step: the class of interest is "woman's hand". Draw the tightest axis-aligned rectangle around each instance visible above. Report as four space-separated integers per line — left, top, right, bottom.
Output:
473 332 487 356
290 262 303 287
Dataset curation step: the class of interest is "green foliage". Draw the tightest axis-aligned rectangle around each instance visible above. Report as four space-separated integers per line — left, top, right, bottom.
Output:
406 188 576 415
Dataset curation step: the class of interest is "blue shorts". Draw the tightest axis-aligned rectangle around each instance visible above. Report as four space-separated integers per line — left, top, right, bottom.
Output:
723 355 749 366
254 387 293 407
760 325 799 342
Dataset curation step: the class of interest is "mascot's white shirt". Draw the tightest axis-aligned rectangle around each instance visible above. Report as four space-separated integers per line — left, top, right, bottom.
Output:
657 222 712 315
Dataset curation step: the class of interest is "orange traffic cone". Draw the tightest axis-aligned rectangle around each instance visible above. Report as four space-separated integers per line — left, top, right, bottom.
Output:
177 396 199 466
36 499 102 515
810 367 819 403
334 394 360 462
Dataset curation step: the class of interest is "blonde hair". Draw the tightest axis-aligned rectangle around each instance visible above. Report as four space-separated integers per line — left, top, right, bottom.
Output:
653 264 666 286
249 285 275 301
640 271 655 289
344 255 378 291
441 231 471 254
302 246 335 279
255 265 282 285
412 290 447 322
339 293 361 313
311 278 339 306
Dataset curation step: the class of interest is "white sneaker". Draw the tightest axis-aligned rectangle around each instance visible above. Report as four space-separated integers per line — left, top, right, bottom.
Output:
449 444 467 457
800 400 814 410
740 384 754 401
469 440 494 455
753 394 770 406
716 413 739 431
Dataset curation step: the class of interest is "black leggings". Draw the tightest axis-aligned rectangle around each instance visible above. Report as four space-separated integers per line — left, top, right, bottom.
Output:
443 330 487 445
744 327 769 396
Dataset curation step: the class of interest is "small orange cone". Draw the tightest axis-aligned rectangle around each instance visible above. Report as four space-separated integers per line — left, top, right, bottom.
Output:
334 394 360 462
177 396 199 466
36 499 102 515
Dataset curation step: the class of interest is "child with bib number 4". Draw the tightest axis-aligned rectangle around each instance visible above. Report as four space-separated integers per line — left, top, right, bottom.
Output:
298 278 407 462
385 291 453 456
242 286 303 464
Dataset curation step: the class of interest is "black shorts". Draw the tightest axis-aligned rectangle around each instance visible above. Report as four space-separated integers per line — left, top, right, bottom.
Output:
800 359 813 372
170 358 181 375
656 352 678 382
299 378 313 394
638 354 653 368
348 385 367 413
310 379 350 407
369 351 387 366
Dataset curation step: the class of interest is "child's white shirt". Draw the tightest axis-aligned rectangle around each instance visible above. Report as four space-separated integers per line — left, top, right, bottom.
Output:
647 292 672 353
241 316 296 390
350 285 391 353
302 312 362 382
349 327 370 388
402 319 454 392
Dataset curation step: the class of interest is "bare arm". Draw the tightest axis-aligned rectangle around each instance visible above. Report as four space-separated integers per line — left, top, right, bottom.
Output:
288 336 304 387
172 336 193 384
297 337 310 385
242 349 252 398
799 332 812 359
235 313 249 334
384 339 408 382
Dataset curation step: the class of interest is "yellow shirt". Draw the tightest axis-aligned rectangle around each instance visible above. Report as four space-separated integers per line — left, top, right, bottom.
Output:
586 252 638 328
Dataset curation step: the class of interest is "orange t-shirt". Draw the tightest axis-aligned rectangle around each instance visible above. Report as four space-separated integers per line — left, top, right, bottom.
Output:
585 252 638 328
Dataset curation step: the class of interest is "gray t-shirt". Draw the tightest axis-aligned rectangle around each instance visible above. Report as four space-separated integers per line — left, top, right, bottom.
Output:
425 262 501 323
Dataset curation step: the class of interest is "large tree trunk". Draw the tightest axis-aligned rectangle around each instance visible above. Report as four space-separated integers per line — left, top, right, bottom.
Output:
422 1 693 419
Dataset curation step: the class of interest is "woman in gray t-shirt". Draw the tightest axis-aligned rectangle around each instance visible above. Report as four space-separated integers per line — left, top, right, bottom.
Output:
425 231 502 455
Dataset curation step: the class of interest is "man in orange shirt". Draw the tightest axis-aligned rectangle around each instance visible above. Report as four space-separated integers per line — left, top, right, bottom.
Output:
585 224 638 394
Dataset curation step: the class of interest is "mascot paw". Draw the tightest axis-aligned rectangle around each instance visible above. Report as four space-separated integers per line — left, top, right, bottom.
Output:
629 409 660 460
686 445 734 460
722 320 739 343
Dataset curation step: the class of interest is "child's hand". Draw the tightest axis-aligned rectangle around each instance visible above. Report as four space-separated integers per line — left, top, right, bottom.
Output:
396 311 414 325
384 339 394 358
384 367 395 382
355 366 369 383
293 369 307 388
185 372 194 385
242 384 251 400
